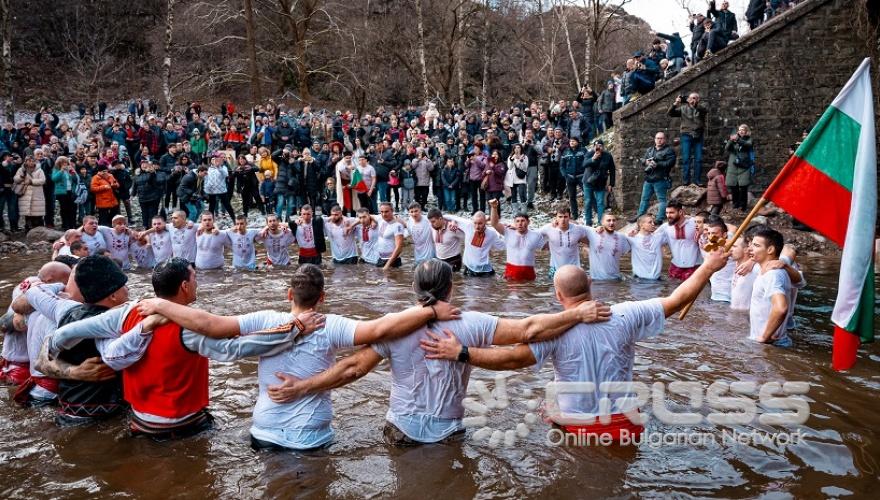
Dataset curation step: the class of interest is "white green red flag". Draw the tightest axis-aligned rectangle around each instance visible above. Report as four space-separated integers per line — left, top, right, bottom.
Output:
763 58 876 371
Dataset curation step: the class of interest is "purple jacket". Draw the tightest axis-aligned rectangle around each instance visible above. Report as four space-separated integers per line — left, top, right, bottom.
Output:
467 154 487 181
485 159 506 192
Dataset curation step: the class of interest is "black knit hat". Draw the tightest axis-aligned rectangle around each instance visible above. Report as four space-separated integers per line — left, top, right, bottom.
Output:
75 255 128 304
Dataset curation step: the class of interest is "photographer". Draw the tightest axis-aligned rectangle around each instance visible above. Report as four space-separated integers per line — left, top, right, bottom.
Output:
668 92 708 186
133 159 164 226
635 131 676 225
724 124 755 211
581 139 615 226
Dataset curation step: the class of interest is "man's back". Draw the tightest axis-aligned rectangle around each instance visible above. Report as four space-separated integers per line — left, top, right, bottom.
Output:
529 299 665 415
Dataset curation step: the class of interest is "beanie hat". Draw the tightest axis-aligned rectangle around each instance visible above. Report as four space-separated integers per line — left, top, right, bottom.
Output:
75 255 128 304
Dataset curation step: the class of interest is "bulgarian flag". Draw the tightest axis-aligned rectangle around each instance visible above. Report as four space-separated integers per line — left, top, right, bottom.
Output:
763 58 877 371
351 166 368 193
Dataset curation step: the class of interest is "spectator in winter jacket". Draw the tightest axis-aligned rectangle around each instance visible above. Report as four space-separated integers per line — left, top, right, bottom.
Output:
204 154 236 220
177 165 207 222
90 164 120 226
653 31 686 72
706 0 738 55
440 157 461 211
110 159 134 224
668 92 709 185
581 139 615 225
133 159 165 226
689 13 707 63
233 155 265 217
260 170 276 215
483 150 507 206
706 161 730 215
725 124 754 211
597 83 616 132
411 152 434 208
636 131 677 225
559 137 586 220
746 0 766 30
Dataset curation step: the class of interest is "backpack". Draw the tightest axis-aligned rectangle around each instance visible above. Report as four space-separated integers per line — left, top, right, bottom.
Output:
74 176 89 205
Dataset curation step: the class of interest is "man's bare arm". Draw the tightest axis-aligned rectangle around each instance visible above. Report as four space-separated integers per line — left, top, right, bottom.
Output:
659 249 730 318
492 301 611 345
266 347 383 403
421 329 537 370
352 302 460 345
759 294 789 343
36 337 115 382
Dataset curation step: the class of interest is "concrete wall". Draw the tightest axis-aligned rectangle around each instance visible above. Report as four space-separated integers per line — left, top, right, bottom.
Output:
611 0 877 212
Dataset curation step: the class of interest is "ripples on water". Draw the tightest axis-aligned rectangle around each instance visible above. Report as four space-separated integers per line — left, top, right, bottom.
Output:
1 251 878 498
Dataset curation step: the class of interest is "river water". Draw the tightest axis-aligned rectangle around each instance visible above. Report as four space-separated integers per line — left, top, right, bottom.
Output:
0 250 878 499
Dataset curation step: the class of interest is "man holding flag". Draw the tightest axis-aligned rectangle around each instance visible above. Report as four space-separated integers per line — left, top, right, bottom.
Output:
760 58 876 370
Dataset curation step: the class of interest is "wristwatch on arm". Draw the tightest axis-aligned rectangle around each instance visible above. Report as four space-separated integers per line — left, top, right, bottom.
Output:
457 345 470 363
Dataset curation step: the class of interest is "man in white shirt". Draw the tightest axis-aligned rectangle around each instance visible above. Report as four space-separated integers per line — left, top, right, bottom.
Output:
374 202 405 269
748 227 795 346
704 216 736 302
353 207 380 265
194 212 230 270
321 204 359 264
420 250 731 443
225 215 261 270
145 215 173 265
585 213 630 280
134 263 463 450
167 211 198 264
52 229 83 259
538 205 589 278
98 215 134 270
265 259 613 445
443 211 505 276
260 214 296 267
79 216 108 255
427 209 464 271
729 236 758 311
624 214 668 280
488 199 545 281
404 202 435 266
291 205 325 265
658 201 701 280
355 156 377 213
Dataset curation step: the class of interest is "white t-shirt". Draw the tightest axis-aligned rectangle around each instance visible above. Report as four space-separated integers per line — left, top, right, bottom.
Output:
625 231 668 280
58 245 73 257
168 224 198 262
376 217 405 260
238 311 357 449
530 299 666 416
294 220 318 251
748 268 792 344
430 223 464 260
263 229 296 266
99 227 132 270
195 231 230 269
539 223 589 269
406 217 436 263
730 264 759 311
356 223 380 264
150 230 173 264
81 230 107 255
503 228 545 267
372 311 498 442
708 255 735 302
584 227 630 280
660 218 701 268
322 217 359 261
445 215 504 273
226 229 261 270
130 239 156 269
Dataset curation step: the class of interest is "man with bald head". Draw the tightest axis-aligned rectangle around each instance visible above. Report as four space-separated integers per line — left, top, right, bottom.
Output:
0 261 70 394
422 249 731 442
442 210 505 276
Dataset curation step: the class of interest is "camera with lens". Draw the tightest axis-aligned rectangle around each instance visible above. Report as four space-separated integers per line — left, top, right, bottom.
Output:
643 156 655 174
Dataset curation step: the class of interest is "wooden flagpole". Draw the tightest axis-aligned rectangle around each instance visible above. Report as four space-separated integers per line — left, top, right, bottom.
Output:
677 197 769 320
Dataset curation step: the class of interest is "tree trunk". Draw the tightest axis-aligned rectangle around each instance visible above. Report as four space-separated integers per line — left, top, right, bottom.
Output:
415 0 430 103
556 4 581 90
481 0 490 109
456 4 465 105
162 0 174 112
1 0 13 121
537 0 552 101
584 21 592 88
243 0 263 104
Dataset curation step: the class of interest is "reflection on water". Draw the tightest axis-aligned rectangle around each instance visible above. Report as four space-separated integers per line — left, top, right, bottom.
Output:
1 251 878 498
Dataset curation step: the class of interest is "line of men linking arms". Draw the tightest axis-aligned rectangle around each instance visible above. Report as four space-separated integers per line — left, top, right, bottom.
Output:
0 214 803 446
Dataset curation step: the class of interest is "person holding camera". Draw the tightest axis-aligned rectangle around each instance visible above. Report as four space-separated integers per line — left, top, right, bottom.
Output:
635 131 676 225
725 124 754 211
706 0 739 56
581 139 615 226
668 92 708 186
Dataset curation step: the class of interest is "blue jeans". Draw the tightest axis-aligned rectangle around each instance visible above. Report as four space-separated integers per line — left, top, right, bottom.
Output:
376 182 390 203
582 185 606 225
680 133 703 185
0 190 19 229
443 188 457 211
637 179 670 223
185 200 202 222
275 193 298 220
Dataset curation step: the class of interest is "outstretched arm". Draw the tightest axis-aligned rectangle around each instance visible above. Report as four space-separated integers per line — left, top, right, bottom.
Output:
659 249 730 317
487 199 505 234
266 347 383 403
421 329 537 370
135 299 242 338
352 302 459 345
492 300 611 345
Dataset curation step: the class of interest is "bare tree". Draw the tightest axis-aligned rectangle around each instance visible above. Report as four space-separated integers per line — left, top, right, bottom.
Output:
1 0 12 120
579 0 632 88
455 3 466 105
163 0 175 111
415 0 430 103
61 3 127 102
243 0 263 103
481 0 491 108
555 2 582 90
